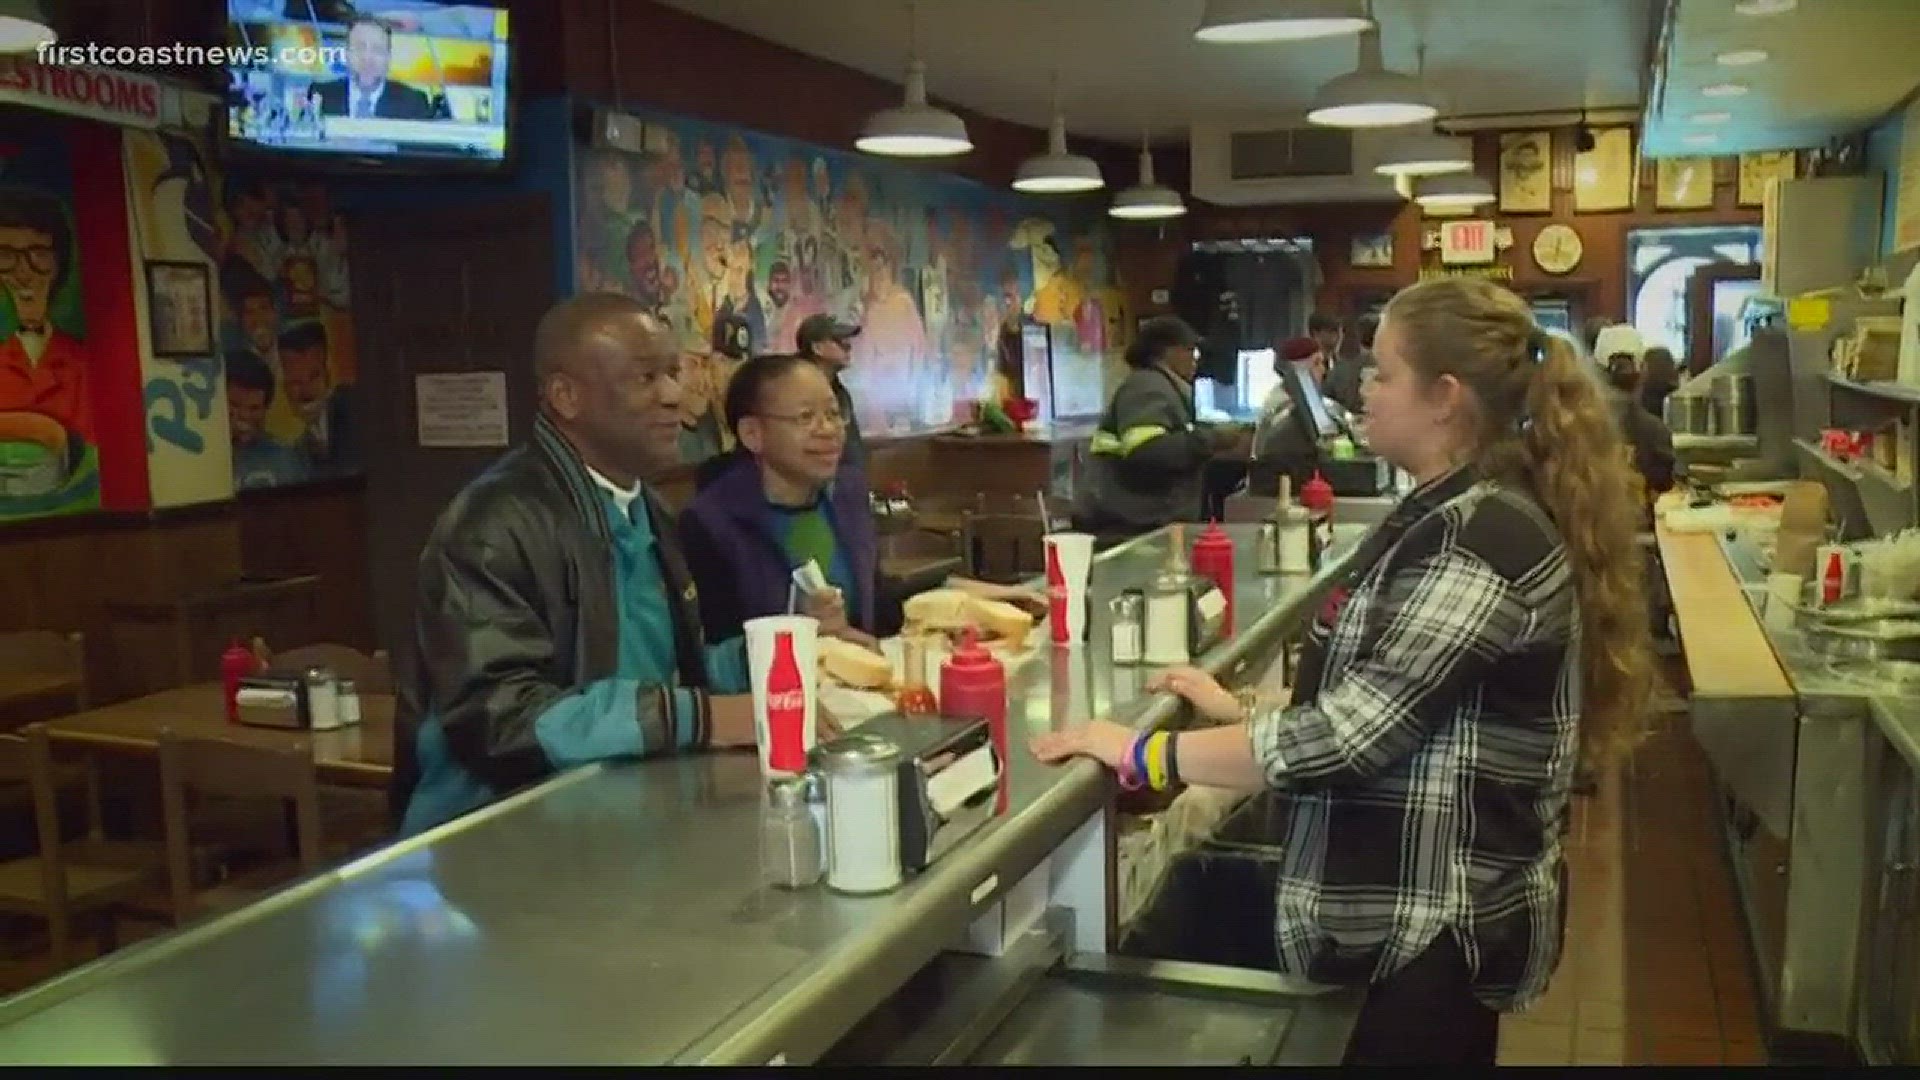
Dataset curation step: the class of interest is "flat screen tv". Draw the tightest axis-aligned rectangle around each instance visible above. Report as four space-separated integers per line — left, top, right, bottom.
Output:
223 1 512 171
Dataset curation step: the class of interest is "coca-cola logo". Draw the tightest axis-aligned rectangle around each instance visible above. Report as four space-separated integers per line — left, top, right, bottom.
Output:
765 688 807 713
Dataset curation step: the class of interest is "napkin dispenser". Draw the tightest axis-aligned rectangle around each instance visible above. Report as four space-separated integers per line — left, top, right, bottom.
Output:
234 675 307 730
842 714 1000 873
1189 580 1229 656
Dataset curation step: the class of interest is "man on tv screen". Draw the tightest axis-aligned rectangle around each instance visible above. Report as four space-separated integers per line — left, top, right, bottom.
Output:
312 17 433 120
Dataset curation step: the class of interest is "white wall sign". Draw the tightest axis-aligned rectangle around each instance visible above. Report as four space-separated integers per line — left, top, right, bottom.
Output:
0 57 165 128
416 372 510 448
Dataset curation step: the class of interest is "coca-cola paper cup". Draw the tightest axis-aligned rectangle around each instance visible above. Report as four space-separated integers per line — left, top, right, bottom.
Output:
744 614 820 777
1043 532 1094 646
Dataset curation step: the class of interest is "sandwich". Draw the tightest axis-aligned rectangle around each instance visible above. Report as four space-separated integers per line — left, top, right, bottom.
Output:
901 588 1034 649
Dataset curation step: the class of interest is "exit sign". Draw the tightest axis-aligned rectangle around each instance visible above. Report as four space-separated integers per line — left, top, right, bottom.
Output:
1440 220 1496 265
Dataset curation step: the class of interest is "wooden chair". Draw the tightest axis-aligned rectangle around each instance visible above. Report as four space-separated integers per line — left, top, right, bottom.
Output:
0 725 159 972
0 630 87 729
962 511 1048 584
265 644 392 695
157 730 324 925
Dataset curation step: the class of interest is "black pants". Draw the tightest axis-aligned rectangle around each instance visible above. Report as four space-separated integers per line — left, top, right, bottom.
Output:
1341 933 1501 1065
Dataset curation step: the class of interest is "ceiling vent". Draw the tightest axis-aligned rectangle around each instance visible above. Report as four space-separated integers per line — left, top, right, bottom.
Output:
1190 118 1405 205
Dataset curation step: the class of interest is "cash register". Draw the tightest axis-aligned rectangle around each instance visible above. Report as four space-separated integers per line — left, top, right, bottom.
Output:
1248 358 1394 498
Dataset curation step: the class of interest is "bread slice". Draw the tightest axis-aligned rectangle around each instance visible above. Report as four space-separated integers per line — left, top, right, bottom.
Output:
818 637 893 690
966 596 1033 648
901 588 973 632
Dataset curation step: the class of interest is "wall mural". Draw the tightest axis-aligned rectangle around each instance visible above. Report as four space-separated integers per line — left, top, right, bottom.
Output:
573 114 1125 462
125 98 236 509
215 177 359 491
0 131 98 521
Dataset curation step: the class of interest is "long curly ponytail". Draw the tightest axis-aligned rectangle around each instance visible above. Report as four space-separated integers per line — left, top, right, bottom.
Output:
1384 279 1653 770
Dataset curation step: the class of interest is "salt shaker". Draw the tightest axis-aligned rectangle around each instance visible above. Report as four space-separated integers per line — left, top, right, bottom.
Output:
818 733 904 895
336 678 362 726
1109 589 1145 665
303 667 339 731
760 777 823 890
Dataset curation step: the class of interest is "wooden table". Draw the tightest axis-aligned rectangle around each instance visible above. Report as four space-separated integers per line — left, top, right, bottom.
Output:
44 684 393 789
0 670 85 729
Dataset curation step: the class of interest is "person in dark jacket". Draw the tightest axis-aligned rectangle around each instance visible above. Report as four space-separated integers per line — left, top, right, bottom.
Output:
681 354 1035 645
1638 345 1679 420
1593 325 1678 500
1071 315 1248 542
1324 312 1378 415
393 294 757 836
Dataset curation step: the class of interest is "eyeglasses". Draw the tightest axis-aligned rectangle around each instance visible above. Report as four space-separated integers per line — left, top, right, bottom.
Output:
759 408 847 431
0 246 56 274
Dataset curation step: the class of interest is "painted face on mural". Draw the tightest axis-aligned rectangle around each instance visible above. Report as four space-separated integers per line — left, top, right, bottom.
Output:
280 340 332 419
0 224 57 327
346 20 393 92
228 382 269 445
722 137 756 217
595 154 631 216
240 295 277 355
698 197 730 281
625 224 662 302
767 262 792 308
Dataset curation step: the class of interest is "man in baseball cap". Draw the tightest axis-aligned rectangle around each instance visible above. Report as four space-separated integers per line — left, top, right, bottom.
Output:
795 314 865 481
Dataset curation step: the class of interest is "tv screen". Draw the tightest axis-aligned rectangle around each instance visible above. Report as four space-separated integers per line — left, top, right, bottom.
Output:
1285 359 1343 440
224 1 511 169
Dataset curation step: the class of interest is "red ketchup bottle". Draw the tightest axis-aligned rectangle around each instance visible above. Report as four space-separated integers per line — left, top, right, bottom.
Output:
940 628 1010 812
1300 471 1335 516
220 637 259 724
1191 521 1236 636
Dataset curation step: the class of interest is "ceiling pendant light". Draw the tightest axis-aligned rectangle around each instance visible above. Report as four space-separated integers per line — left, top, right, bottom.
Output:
0 0 56 52
1307 23 1435 128
1413 173 1495 209
1109 140 1185 221
857 5 971 158
1014 79 1104 193
1194 0 1371 43
1374 130 1473 177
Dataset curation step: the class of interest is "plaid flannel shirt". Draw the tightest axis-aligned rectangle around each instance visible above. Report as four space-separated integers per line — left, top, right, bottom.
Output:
1248 466 1580 1011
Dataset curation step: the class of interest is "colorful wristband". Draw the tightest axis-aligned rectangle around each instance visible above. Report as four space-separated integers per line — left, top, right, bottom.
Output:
1149 732 1173 791
1166 732 1182 788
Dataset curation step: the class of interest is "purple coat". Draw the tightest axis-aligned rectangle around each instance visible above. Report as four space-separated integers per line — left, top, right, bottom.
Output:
678 453 882 642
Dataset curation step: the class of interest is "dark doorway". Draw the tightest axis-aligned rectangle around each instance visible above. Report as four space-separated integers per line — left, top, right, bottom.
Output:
347 195 555 657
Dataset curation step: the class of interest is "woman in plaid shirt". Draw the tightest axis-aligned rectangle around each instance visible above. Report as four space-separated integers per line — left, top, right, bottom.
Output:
1036 278 1654 1064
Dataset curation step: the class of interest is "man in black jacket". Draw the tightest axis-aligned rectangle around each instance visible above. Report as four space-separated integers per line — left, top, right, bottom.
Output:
393 294 757 834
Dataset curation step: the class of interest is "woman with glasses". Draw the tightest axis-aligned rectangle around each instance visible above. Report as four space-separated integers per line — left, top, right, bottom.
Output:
680 353 1027 647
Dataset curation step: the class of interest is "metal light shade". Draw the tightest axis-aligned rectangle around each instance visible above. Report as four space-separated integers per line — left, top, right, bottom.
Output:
857 59 973 157
1413 173 1495 208
1195 0 1371 43
1307 27 1435 128
1109 146 1185 220
1014 114 1104 193
0 0 55 52
1374 131 1473 177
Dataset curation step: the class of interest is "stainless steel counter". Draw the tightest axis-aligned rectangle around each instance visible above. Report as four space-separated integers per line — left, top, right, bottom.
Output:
1691 531 1877 1041
0 523 1364 1066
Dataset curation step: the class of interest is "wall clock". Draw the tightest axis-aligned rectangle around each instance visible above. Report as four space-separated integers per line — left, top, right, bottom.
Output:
1532 224 1583 275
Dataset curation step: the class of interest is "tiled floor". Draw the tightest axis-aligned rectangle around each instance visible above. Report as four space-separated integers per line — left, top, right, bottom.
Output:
1498 669 1770 1066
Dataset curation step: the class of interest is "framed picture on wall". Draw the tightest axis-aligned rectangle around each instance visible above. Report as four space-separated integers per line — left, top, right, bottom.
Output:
144 260 213 358
1349 231 1394 268
1738 150 1797 207
1573 127 1637 213
1498 131 1554 213
1655 157 1715 210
